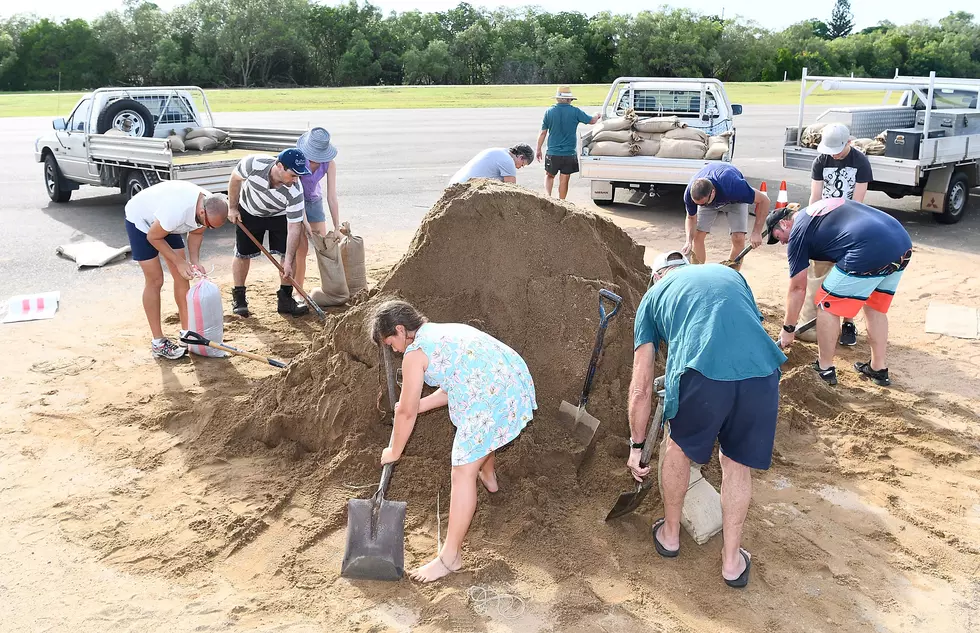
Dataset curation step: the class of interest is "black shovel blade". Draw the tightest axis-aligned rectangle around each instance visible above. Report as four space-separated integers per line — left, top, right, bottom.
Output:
605 481 654 521
340 497 407 581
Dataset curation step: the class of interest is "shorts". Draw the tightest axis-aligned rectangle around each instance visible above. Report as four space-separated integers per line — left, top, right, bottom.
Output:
668 369 780 470
125 220 184 262
696 203 749 234
235 207 287 259
544 154 579 176
817 258 910 318
304 197 326 223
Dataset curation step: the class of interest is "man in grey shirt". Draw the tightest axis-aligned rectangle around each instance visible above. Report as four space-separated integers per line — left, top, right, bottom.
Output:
449 144 534 185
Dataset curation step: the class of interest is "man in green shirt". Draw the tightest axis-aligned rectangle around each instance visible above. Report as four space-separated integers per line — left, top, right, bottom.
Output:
536 85 600 200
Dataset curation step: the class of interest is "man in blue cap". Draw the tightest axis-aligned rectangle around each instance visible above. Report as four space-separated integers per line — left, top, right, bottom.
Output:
227 148 311 317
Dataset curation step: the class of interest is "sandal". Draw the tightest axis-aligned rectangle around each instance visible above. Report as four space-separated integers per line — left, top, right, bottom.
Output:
724 548 751 588
651 518 679 558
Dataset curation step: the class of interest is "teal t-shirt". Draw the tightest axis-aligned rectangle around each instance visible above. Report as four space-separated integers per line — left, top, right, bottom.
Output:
542 103 593 156
634 264 787 421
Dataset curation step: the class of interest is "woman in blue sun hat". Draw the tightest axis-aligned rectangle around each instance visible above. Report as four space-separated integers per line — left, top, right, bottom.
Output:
293 127 340 294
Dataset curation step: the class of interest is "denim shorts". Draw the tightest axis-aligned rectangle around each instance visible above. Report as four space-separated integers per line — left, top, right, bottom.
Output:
305 197 326 223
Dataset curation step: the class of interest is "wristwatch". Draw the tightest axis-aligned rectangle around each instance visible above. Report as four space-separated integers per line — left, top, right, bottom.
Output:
630 438 645 450
782 323 796 333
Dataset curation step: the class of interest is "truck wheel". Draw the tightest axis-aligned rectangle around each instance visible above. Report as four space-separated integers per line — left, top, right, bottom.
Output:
96 99 155 137
44 154 72 203
125 171 149 201
934 172 970 225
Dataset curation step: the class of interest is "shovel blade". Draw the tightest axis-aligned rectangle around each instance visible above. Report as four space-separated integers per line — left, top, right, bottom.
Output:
605 482 653 521
340 498 407 581
558 400 601 446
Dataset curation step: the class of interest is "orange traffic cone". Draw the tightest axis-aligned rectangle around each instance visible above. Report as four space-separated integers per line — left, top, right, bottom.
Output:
759 181 767 197
775 181 788 209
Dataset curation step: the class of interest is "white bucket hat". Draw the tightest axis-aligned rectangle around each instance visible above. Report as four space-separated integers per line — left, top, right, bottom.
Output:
555 85 577 100
296 127 338 164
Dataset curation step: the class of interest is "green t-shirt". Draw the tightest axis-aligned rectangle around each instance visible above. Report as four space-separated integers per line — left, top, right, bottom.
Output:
542 103 593 156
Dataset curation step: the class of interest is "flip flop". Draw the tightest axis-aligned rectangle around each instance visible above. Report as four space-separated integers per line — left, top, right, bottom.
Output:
651 518 679 558
724 548 751 588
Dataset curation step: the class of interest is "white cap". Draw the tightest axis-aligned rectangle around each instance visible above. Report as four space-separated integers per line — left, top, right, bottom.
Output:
817 123 850 155
652 250 689 274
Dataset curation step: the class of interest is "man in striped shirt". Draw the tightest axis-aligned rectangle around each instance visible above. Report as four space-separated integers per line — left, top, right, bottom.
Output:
227 149 311 317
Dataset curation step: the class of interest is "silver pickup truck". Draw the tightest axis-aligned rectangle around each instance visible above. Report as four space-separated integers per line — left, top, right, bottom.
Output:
35 86 303 203
783 70 980 224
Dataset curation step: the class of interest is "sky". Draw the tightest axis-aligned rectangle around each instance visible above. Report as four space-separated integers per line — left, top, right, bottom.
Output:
1 0 970 32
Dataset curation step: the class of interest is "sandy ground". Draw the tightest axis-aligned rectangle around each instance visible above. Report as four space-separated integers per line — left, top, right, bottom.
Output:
2 202 980 633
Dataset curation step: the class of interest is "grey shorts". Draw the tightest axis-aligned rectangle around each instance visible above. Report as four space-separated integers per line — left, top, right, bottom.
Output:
696 203 749 234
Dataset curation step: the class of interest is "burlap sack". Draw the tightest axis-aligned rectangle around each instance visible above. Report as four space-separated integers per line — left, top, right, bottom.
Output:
634 131 662 142
665 127 708 143
184 136 218 152
634 116 683 134
340 222 367 295
309 231 349 307
588 141 637 157
801 122 847 148
592 129 637 144
853 138 885 156
634 138 661 156
705 134 731 160
168 130 186 153
656 138 707 159
185 127 231 143
592 116 634 135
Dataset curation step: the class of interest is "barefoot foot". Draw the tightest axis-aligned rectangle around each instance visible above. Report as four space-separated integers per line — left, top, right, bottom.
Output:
479 468 499 493
410 553 462 583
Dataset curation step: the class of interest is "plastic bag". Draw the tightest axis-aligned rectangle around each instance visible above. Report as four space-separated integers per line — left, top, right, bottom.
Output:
186 277 227 357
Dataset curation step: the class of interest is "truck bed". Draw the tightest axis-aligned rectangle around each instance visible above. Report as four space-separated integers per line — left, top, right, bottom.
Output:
172 148 255 166
580 155 727 186
783 146 920 186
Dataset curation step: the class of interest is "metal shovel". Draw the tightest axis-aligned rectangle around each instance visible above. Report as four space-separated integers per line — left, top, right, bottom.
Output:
605 376 666 521
559 289 622 468
340 345 406 581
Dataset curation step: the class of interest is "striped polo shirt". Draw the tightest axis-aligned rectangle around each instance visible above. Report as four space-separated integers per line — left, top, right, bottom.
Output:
234 155 305 223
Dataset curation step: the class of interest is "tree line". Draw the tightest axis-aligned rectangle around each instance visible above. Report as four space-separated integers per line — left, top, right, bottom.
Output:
1 0 979 92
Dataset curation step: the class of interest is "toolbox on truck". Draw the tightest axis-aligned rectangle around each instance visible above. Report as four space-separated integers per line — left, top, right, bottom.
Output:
883 128 946 160
916 109 980 136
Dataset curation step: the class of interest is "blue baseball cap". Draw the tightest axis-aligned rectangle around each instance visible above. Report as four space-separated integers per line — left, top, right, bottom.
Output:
277 148 311 175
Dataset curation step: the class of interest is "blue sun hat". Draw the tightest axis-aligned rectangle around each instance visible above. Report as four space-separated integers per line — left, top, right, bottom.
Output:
296 127 338 163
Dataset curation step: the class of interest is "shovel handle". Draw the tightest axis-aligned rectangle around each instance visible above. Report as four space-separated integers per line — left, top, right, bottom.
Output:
179 330 287 368
376 463 394 501
598 289 622 324
777 317 817 349
578 290 623 407
382 345 399 417
638 384 666 470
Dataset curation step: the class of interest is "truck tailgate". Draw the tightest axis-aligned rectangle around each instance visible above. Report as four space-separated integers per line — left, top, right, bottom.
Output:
783 146 920 186
580 155 725 186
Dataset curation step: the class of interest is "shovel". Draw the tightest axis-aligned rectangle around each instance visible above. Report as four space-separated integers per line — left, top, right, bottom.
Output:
720 203 798 270
179 330 287 368
558 289 622 469
340 345 406 581
605 375 666 521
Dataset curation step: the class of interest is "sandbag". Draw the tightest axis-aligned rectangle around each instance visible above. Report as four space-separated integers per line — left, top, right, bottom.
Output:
705 134 731 160
309 231 350 307
168 130 185 153
340 222 367 295
634 116 683 134
186 278 227 358
634 138 661 156
592 116 634 135
657 423 723 545
852 138 885 156
665 126 708 143
801 121 845 148
592 129 637 144
184 136 219 152
656 138 707 159
634 131 663 142
184 127 231 143
588 141 637 157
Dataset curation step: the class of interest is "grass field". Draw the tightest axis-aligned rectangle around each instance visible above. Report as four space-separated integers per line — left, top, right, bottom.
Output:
0 82 889 118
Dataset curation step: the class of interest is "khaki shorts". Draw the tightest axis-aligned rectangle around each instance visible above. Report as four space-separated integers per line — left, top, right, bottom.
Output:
696 203 749 234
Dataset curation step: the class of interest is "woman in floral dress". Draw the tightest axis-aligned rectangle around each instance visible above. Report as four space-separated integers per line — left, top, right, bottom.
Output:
370 299 537 582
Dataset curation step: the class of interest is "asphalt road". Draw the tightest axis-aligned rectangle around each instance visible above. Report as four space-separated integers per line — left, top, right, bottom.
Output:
2 104 979 305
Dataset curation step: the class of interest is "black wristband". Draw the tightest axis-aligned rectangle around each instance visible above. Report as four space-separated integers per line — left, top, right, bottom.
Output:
782 323 796 333
630 439 645 449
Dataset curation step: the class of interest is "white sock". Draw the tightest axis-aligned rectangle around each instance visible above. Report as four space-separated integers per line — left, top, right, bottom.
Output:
152 337 166 345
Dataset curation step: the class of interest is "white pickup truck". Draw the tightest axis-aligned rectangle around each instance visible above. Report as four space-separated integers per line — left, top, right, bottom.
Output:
580 77 742 206
35 86 303 203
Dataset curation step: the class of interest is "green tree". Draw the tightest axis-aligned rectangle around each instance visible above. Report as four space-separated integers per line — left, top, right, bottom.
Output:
337 29 380 86
828 0 854 39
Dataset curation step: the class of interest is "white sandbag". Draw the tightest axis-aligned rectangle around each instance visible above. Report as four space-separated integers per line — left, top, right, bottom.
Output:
665 127 708 143
186 278 227 358
634 138 661 156
184 136 218 152
168 130 185 153
184 127 231 143
340 222 367 295
592 129 637 144
705 135 731 160
634 116 683 134
588 141 636 157
309 231 350 307
592 115 634 135
656 138 707 159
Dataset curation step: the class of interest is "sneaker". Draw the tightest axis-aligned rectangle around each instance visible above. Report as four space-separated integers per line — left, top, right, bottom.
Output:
839 321 857 346
811 361 838 386
152 338 186 360
277 287 310 316
232 286 250 317
854 361 890 387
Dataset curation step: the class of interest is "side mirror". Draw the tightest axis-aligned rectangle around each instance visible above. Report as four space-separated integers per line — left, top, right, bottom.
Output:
731 104 743 116
53 118 67 131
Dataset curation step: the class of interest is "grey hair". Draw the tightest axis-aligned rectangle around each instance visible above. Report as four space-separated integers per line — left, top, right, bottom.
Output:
690 178 715 203
510 143 534 165
203 193 229 220
370 299 428 345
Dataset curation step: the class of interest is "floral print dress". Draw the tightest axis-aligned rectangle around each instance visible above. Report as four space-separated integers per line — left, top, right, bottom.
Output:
405 323 537 466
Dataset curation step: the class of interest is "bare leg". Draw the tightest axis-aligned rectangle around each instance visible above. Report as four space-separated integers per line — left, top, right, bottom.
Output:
479 451 498 492
164 248 190 330
138 258 165 340
558 174 571 200
544 173 555 196
232 256 250 287
656 437 691 551
411 453 489 582
719 451 752 581
863 305 889 370
816 308 841 369
692 231 709 266
728 232 746 264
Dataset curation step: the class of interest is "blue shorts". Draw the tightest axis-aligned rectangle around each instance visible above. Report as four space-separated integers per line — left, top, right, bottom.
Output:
304 197 326 223
125 220 184 262
668 369 780 470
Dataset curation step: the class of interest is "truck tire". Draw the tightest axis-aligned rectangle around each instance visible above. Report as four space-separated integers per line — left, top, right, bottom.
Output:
934 171 969 225
125 171 149 201
44 154 72 203
96 99 155 137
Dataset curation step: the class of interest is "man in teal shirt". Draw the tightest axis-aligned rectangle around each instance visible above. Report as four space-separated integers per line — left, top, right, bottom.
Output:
535 85 600 200
627 251 786 589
